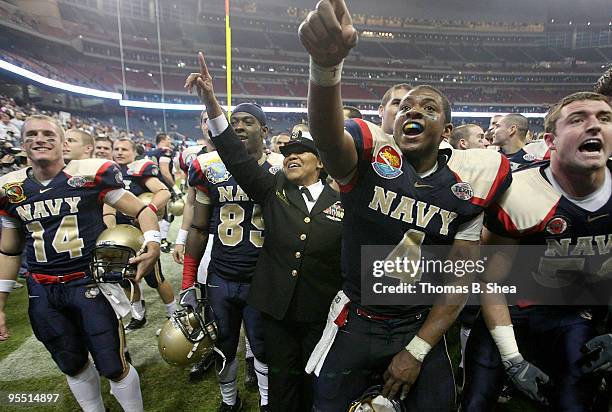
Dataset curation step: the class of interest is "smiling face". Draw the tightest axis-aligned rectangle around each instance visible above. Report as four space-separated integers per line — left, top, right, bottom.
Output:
283 149 323 186
113 139 136 166
392 88 453 160
230 112 267 157
94 139 113 160
545 99 612 173
22 118 64 166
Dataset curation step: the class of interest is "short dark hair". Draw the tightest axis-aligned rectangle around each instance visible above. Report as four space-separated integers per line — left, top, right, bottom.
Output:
450 124 480 149
95 135 113 144
545 92 611 133
502 113 529 139
410 85 452 124
155 133 168 144
594 67 612 97
380 83 412 107
343 105 362 119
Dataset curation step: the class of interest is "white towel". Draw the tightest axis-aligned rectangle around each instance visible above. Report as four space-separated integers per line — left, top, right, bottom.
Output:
98 283 132 319
305 290 350 376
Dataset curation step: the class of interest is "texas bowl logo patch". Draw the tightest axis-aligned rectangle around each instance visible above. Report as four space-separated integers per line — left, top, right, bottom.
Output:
150 165 160 176
115 170 124 184
205 161 231 184
372 145 403 179
545 216 569 235
451 182 473 201
3 182 26 203
67 176 87 188
323 201 344 221
269 165 282 175
523 153 536 162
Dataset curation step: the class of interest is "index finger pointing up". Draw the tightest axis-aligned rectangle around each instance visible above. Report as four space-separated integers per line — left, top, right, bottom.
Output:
198 51 210 77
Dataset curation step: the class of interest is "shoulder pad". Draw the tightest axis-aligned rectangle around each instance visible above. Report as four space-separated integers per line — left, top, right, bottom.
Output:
0 168 28 188
266 152 284 167
64 158 112 178
446 149 510 207
194 151 222 168
523 140 550 160
127 159 158 177
494 167 561 234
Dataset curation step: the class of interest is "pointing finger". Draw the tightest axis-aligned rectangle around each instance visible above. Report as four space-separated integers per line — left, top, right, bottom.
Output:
198 51 210 78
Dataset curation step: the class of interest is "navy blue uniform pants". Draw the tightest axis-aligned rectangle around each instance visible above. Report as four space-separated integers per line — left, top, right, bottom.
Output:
27 277 127 379
313 304 455 411
206 272 265 363
462 306 600 412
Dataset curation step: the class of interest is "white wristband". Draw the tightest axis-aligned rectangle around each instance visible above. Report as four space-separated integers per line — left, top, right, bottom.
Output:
490 325 520 362
405 335 432 362
0 279 16 293
175 228 189 245
143 230 162 244
309 57 343 87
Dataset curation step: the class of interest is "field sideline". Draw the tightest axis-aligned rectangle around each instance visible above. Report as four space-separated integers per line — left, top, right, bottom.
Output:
0 218 534 411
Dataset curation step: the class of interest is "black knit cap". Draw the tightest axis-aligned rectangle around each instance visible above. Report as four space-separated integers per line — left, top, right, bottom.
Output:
233 103 267 126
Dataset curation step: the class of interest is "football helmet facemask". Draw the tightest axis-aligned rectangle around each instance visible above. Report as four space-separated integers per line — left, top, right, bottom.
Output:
168 197 185 216
348 385 406 412
90 224 144 283
158 305 218 367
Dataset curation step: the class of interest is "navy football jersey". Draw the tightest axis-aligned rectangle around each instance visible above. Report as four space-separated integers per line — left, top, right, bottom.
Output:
340 119 512 315
188 150 283 280
0 159 125 275
146 147 176 186
116 159 160 225
485 161 612 304
502 148 543 171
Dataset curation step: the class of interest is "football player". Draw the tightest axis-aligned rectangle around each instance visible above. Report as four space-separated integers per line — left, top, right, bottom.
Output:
106 137 176 332
180 103 283 411
146 133 179 252
379 83 412 134
94 135 114 160
298 2 512 410
450 124 488 150
492 113 542 170
462 91 612 411
64 129 94 162
0 115 160 411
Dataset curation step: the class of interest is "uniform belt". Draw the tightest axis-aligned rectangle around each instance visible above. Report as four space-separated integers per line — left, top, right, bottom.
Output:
355 307 396 321
28 271 87 284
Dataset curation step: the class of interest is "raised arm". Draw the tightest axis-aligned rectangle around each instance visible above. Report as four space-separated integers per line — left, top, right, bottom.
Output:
298 0 359 180
185 52 276 203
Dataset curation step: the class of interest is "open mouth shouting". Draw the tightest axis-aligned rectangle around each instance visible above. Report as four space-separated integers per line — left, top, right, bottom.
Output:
402 121 425 137
578 138 603 153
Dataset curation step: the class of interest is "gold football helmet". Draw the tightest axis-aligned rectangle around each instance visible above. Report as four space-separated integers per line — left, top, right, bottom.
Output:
158 306 218 367
348 385 406 412
90 224 144 283
137 192 165 219
168 197 185 216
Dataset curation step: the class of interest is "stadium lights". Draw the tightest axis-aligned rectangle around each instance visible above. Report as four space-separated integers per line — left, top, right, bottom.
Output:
0 58 546 119
0 59 122 100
